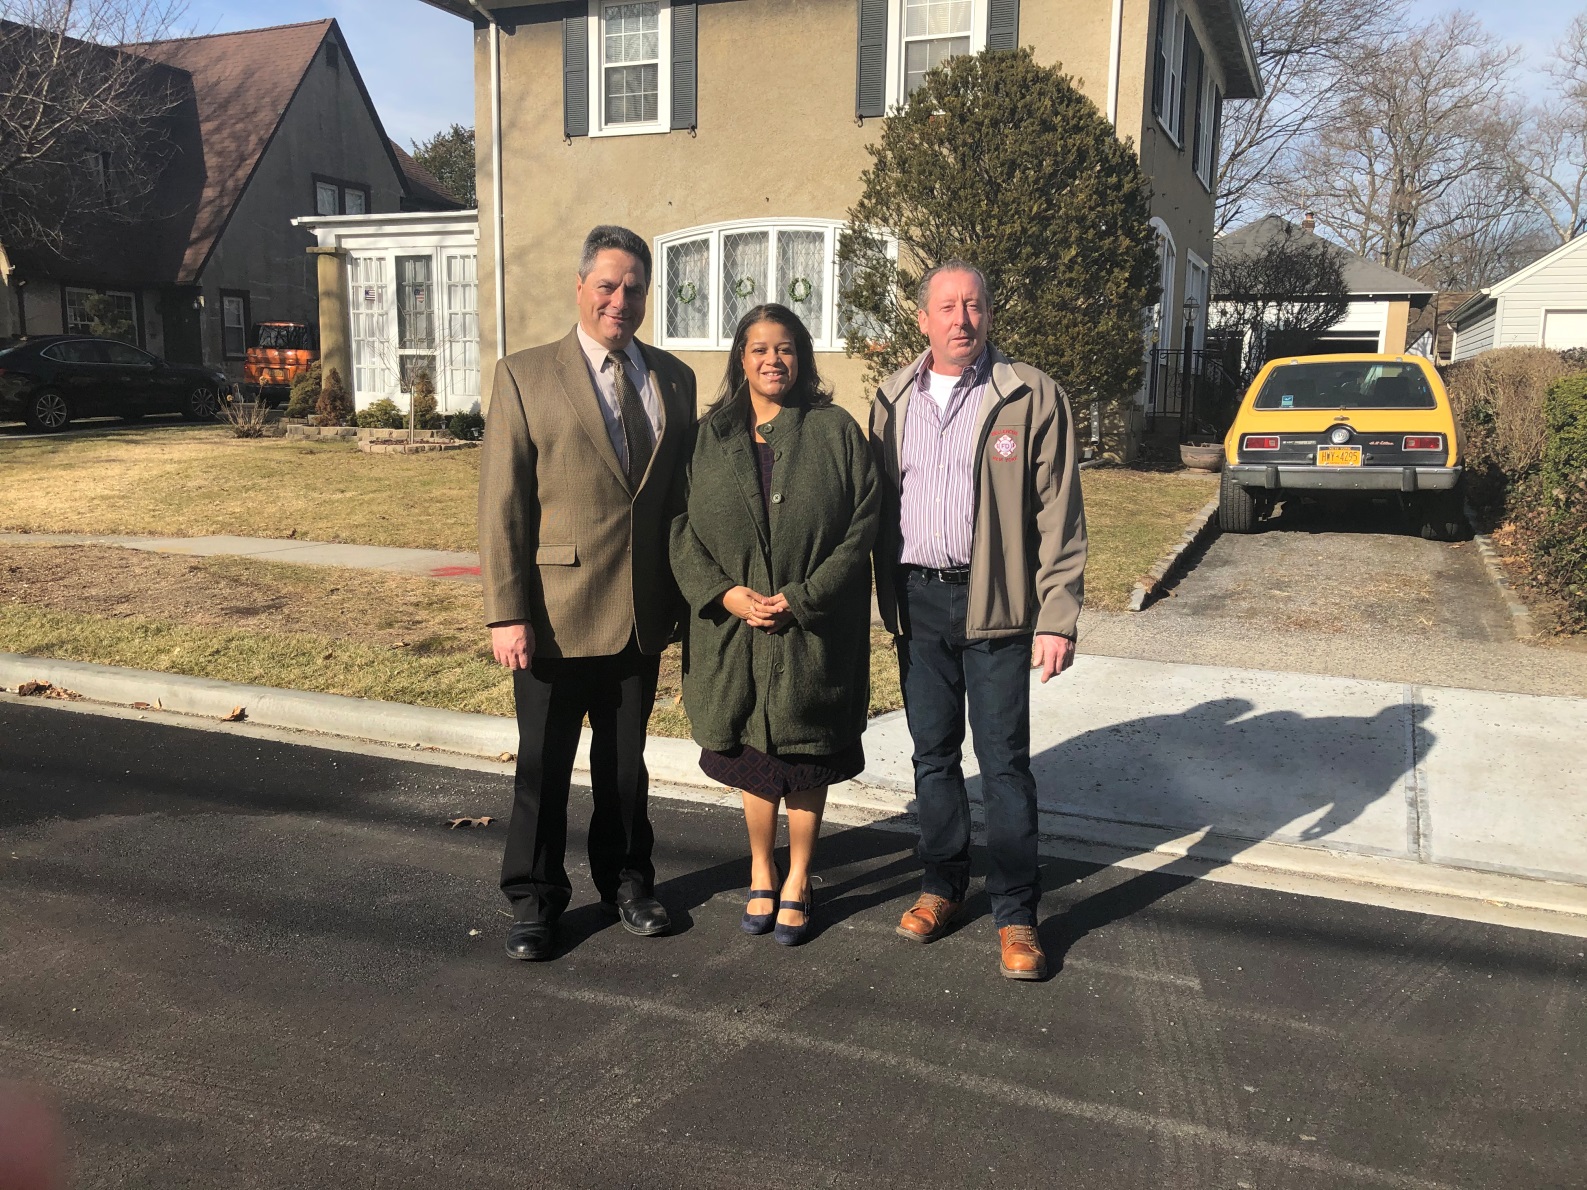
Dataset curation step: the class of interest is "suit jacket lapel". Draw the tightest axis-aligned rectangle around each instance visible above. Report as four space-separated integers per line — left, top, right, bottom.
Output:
710 411 770 552
554 328 628 489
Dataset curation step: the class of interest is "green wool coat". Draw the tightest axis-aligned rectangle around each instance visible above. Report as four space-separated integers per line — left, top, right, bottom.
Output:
669 400 881 756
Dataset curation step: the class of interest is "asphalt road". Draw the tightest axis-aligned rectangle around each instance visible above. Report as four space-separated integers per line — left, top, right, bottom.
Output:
2 700 1584 1189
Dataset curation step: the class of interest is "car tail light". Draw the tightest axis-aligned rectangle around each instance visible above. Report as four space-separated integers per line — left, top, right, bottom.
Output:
1243 435 1280 450
1403 435 1443 451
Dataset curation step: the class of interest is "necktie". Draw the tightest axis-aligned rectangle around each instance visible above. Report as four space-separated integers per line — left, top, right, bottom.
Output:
608 350 653 491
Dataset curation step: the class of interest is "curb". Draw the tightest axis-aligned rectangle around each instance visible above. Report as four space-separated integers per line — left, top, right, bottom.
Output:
6 652 1587 932
1127 498 1221 612
1464 503 1538 641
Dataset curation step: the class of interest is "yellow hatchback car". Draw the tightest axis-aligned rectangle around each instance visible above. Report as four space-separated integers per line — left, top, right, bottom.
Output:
1219 354 1465 540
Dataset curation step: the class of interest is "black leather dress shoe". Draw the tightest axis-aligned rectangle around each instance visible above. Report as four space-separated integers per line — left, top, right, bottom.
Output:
603 897 671 937
505 920 556 961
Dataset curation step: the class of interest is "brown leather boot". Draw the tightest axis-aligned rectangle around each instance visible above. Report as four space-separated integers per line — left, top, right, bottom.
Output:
998 925 1047 981
896 893 961 943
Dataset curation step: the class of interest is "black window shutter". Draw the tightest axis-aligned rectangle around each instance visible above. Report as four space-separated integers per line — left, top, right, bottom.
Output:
1191 37 1205 165
1177 24 1195 141
563 15 589 138
986 0 1019 51
856 0 888 119
1151 1 1166 118
671 3 698 130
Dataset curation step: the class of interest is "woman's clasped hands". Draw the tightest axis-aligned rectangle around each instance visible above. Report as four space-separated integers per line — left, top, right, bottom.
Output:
721 586 794 632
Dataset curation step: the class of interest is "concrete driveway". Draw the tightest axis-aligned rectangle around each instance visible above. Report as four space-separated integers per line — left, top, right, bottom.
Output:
1076 495 1587 699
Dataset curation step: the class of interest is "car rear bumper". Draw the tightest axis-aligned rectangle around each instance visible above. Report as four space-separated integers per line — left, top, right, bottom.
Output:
1226 463 1463 492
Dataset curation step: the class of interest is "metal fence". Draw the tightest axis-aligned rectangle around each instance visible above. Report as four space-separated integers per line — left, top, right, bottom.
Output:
1143 349 1241 441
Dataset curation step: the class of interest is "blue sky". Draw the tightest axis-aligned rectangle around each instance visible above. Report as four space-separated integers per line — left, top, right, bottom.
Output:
180 0 1583 147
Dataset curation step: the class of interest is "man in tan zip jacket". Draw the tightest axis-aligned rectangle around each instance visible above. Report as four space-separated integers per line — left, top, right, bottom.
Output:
869 261 1087 981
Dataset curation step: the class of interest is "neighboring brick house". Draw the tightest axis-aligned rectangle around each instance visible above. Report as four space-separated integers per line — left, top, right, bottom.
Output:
3 19 462 380
418 0 1259 450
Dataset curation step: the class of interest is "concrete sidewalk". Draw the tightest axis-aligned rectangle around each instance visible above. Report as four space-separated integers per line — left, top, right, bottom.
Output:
0 531 482 580
5 649 1585 929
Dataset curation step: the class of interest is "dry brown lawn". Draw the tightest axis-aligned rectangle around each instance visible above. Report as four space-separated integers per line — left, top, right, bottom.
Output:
0 426 481 550
1079 466 1218 610
0 544 904 735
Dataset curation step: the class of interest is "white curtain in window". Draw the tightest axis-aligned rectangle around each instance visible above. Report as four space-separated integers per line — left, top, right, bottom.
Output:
603 2 660 124
903 0 972 94
720 230 769 340
350 256 392 397
444 254 480 405
776 230 827 341
665 237 711 341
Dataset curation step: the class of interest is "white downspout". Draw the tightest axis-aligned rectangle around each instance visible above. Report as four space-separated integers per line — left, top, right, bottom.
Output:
468 0 507 371
1106 0 1124 126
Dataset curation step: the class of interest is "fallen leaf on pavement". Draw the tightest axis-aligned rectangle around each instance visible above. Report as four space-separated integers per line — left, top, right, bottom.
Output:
17 680 49 696
446 816 496 829
497 752 515 763
131 702 151 710
17 681 81 701
221 706 246 722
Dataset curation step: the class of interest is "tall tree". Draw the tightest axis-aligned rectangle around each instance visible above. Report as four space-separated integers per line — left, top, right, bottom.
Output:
0 0 186 253
1513 13 1587 245
1279 12 1521 278
1215 0 1409 233
839 48 1159 416
411 123 475 209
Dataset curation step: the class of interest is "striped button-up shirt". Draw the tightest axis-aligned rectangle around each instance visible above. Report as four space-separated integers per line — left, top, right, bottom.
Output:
899 350 990 568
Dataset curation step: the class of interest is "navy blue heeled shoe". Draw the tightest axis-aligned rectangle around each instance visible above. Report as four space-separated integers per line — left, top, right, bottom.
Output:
741 878 780 935
773 881 815 947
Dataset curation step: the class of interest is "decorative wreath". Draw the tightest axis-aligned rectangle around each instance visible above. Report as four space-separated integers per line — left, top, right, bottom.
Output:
788 277 814 303
675 281 698 305
732 276 757 299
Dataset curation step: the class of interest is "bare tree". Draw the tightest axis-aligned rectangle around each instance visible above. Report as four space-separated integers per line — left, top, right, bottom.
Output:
1215 0 1409 233
1210 220 1350 382
0 0 186 254
1279 12 1521 276
1512 13 1587 245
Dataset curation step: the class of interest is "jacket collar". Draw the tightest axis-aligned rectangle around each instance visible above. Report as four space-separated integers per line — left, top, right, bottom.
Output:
879 345 1025 406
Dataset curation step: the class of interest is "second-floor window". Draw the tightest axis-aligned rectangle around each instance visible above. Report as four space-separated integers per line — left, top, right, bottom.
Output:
314 177 370 217
585 0 673 135
903 0 973 96
1152 0 1185 145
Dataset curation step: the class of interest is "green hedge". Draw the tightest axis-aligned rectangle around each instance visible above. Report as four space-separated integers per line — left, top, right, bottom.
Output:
1531 376 1587 629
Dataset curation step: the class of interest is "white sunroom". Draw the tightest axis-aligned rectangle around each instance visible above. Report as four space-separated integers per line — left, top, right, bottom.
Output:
294 210 481 413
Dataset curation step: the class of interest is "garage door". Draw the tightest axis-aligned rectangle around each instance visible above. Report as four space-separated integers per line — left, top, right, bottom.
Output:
1542 309 1587 349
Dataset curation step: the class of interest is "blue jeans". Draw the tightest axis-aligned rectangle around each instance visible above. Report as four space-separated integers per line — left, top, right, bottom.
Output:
896 567 1039 927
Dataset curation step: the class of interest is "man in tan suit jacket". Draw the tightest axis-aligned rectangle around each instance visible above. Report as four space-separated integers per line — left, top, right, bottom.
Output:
479 226 696 962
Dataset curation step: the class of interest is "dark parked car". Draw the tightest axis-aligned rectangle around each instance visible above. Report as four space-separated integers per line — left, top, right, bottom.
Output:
0 336 234 432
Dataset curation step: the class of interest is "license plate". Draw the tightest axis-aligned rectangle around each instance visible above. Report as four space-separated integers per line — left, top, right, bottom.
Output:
1317 447 1362 467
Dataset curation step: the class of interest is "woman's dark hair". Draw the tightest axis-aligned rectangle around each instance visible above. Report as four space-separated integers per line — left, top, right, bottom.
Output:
706 303 833 422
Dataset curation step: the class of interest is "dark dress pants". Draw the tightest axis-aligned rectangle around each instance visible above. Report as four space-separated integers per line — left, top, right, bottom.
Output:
896 568 1040 927
501 639 660 923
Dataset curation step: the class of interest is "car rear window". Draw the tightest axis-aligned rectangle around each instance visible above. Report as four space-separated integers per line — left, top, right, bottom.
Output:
1252 362 1437 410
41 341 107 364
254 324 315 350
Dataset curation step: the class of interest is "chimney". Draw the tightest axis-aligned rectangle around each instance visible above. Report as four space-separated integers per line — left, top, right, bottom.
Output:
1302 211 1316 233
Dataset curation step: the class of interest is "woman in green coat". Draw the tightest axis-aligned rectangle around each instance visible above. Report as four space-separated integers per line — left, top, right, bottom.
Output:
670 303 880 946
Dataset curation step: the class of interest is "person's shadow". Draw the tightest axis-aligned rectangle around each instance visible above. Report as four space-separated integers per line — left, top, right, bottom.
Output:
1008 695 1434 977
578 696 1431 966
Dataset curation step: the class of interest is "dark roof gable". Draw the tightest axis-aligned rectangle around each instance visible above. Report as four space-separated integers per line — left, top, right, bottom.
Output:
1215 215 1435 298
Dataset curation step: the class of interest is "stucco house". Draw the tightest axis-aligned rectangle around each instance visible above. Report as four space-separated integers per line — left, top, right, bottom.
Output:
1448 233 1587 362
412 0 1259 450
0 19 463 380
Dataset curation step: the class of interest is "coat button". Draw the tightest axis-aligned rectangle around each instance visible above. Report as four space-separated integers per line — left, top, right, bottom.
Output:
771 493 783 504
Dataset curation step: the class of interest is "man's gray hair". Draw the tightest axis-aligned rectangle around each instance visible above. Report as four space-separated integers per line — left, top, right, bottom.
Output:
579 225 653 283
916 260 992 309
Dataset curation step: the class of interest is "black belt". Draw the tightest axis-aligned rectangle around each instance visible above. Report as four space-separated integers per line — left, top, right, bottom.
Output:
904 564 971 585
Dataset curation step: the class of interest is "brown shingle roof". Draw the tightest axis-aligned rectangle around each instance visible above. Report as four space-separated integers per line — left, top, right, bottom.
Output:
129 20 334 282
391 141 466 210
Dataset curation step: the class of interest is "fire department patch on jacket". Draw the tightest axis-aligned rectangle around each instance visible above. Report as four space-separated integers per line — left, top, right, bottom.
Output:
989 427 1020 462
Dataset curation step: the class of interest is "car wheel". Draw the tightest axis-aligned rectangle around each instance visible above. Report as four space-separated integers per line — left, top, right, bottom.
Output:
23 389 72 433
1218 467 1258 533
183 386 221 421
1417 488 1467 542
